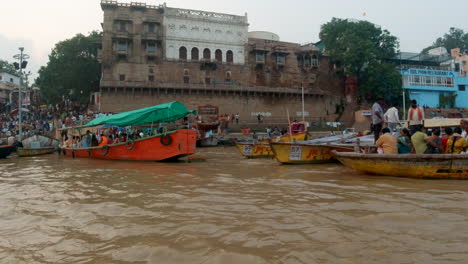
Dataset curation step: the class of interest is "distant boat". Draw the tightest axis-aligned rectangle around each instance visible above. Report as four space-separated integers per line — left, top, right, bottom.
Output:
235 132 308 158
0 145 15 159
271 142 354 164
334 152 468 179
17 135 59 157
17 147 56 157
61 102 197 161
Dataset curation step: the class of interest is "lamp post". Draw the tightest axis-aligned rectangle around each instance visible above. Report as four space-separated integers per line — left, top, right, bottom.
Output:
13 47 30 141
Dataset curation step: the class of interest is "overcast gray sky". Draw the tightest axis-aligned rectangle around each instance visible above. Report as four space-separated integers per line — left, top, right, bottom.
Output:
1 0 467 81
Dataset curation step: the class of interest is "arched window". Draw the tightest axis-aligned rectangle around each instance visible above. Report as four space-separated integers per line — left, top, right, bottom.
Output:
226 50 233 63
312 55 319 67
215 49 222 62
297 56 303 67
203 48 211 60
304 55 311 67
179 46 187 60
191 47 199 61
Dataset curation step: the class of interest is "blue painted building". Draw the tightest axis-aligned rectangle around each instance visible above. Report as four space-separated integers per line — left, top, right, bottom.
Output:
393 52 468 108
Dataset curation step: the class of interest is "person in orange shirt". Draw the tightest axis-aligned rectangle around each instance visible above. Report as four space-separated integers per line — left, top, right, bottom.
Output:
408 100 425 135
376 128 398 154
98 134 108 146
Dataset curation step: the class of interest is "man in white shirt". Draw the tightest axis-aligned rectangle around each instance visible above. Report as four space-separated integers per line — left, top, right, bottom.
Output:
408 100 425 135
371 98 385 142
461 119 468 140
384 102 400 132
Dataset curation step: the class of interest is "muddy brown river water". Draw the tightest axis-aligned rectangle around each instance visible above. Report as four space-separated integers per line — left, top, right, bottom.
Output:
0 147 467 263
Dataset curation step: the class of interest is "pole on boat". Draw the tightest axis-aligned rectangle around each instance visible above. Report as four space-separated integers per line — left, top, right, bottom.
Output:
286 108 293 142
301 83 305 122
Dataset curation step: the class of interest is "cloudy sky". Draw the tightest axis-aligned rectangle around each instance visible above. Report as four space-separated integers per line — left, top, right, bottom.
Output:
1 0 467 80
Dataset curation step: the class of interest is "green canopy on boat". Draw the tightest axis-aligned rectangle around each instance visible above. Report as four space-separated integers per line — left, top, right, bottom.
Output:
84 101 196 127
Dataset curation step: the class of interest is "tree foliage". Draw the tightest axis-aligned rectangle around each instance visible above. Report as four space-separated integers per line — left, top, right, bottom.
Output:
0 60 19 76
319 18 401 103
422 27 468 54
35 32 101 104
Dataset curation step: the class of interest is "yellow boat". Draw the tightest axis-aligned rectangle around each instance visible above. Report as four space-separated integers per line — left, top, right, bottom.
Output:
333 151 468 179
235 133 307 158
270 143 354 164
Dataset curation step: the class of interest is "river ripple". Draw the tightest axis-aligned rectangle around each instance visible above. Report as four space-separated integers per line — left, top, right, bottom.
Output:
0 147 467 263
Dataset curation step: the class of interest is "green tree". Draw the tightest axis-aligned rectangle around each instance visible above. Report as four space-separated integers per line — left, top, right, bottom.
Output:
422 27 468 54
0 60 19 76
319 18 401 103
35 32 101 104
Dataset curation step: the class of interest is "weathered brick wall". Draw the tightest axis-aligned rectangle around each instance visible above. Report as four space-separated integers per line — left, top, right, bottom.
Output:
100 90 342 123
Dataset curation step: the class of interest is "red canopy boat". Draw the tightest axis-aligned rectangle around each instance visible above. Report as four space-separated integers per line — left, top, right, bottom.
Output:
61 102 197 161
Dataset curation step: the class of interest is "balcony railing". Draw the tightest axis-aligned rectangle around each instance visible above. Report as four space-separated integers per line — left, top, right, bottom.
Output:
100 80 328 96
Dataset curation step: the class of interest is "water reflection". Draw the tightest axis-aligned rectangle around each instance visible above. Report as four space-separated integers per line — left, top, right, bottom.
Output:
0 147 467 263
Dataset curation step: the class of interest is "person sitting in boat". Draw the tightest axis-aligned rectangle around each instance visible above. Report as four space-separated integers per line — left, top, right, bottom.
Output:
441 127 453 153
91 134 99 147
446 127 468 154
81 130 91 148
397 128 413 154
98 134 108 146
425 129 443 154
376 128 398 154
411 125 428 154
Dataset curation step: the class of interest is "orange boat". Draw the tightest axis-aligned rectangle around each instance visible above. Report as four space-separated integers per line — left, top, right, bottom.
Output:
62 130 196 161
62 102 197 161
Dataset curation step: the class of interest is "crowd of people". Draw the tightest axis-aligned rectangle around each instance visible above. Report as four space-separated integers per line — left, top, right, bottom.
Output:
372 98 468 155
0 99 118 146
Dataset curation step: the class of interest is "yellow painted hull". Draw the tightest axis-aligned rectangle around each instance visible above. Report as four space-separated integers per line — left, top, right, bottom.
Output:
235 143 273 158
270 143 338 164
334 152 468 179
258 132 308 144
235 133 308 158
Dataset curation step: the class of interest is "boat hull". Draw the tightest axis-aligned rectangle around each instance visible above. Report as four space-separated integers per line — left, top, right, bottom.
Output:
235 143 273 158
62 129 197 161
334 152 468 179
17 147 56 157
0 145 15 159
197 137 219 147
235 133 308 158
271 143 351 164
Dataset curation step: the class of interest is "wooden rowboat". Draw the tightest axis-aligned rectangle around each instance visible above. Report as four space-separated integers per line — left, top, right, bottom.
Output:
235 132 308 158
333 151 468 179
235 142 273 158
0 145 15 159
17 147 56 157
270 143 354 164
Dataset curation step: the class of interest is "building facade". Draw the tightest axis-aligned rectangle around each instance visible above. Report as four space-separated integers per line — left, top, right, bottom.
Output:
396 51 468 108
98 1 346 123
0 72 20 104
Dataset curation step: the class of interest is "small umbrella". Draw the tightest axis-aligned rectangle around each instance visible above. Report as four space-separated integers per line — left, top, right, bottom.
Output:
10 108 30 115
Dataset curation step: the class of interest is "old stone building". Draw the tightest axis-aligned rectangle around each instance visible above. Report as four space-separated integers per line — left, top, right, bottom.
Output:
98 0 346 124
